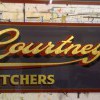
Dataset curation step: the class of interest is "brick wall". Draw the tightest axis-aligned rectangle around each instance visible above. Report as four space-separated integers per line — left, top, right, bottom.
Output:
0 3 100 100
0 3 100 23
0 93 100 100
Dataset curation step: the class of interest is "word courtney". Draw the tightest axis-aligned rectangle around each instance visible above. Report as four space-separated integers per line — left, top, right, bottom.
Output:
0 28 100 65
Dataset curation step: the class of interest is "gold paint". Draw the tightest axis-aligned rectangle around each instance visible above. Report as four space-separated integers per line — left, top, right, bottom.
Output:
47 75 55 84
10 75 19 85
64 44 82 55
38 75 47 85
22 43 34 54
0 52 10 60
20 75 30 85
81 44 94 54
0 28 20 59
0 28 19 45
0 58 88 67
32 42 52 54
0 75 10 85
0 75 55 85
30 75 37 85
45 42 55 54
0 28 99 67
9 43 25 54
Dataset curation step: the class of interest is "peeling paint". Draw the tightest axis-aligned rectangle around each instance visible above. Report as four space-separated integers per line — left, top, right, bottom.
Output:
0 93 100 100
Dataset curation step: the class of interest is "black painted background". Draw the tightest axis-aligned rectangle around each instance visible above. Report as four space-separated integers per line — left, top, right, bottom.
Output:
0 25 100 90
